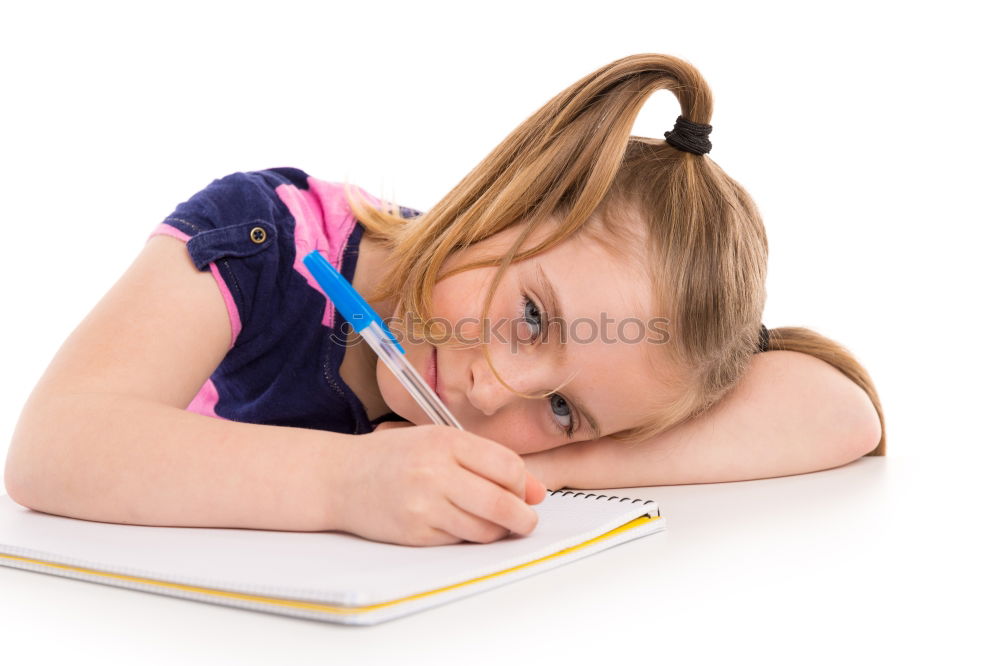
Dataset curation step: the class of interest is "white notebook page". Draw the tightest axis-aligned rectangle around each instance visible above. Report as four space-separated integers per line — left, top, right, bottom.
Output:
0 491 661 607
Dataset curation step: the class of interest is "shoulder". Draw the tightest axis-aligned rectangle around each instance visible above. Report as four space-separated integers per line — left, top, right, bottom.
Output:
154 168 306 239
166 167 420 238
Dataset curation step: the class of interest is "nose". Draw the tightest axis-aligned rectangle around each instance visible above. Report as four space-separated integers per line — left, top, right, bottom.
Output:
466 354 536 417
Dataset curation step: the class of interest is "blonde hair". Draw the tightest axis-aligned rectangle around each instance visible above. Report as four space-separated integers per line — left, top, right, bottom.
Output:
342 53 885 456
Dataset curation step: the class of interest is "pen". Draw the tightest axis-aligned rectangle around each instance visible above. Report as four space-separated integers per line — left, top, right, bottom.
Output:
302 250 465 430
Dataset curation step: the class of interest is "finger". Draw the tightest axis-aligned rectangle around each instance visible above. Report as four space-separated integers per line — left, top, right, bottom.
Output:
447 466 539 537
435 499 512 544
524 474 548 505
420 525 466 547
451 432 528 502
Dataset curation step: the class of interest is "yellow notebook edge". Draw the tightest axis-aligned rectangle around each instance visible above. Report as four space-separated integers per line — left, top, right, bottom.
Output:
0 514 663 618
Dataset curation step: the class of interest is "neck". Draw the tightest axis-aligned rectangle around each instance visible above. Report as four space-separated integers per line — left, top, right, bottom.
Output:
336 229 400 423
354 230 400 323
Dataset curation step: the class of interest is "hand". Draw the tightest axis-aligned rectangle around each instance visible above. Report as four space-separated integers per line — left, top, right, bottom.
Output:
376 421 566 491
337 422 547 546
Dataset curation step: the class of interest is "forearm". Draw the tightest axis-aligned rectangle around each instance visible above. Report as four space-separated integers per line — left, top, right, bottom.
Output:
528 351 882 489
4 391 351 532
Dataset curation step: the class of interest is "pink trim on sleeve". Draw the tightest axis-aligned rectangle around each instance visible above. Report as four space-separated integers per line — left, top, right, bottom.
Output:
186 377 223 419
208 262 242 348
148 222 243 348
147 222 192 243
275 178 383 328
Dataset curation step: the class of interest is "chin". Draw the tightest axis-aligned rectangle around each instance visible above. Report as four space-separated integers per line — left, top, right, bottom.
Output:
401 406 433 426
375 363 424 424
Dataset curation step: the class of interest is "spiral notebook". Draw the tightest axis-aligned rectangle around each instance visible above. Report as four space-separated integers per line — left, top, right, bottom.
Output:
0 490 663 625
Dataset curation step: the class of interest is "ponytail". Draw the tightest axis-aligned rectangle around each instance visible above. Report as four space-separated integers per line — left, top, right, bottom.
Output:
343 53 886 453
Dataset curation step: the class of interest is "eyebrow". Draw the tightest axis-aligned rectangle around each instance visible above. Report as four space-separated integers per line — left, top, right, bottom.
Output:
535 265 603 439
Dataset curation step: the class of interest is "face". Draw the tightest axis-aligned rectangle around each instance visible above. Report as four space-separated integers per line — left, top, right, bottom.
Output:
375 218 677 454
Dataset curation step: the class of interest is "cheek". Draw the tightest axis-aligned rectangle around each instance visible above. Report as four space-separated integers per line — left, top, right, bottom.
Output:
375 359 414 418
511 319 535 346
431 268 517 328
467 409 564 455
374 361 395 405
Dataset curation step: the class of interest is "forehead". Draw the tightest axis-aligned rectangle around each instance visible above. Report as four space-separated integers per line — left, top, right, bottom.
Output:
531 226 651 320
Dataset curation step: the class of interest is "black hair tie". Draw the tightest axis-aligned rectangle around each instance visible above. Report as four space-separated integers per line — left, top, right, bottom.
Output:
664 115 713 155
757 324 770 353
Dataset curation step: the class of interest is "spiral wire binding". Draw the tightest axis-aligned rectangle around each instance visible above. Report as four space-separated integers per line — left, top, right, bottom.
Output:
546 489 661 518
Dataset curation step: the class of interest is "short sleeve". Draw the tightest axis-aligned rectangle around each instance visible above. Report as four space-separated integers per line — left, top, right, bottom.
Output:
147 170 298 350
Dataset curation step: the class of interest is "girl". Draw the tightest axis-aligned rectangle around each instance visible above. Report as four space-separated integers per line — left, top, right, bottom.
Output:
4 54 885 547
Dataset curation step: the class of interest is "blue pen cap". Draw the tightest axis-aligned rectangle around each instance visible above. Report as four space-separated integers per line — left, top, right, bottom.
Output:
302 250 405 353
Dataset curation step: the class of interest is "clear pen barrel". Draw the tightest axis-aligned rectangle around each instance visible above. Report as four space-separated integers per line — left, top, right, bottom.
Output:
359 325 465 430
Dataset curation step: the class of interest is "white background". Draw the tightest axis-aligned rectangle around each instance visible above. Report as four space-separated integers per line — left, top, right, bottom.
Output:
1 1 997 663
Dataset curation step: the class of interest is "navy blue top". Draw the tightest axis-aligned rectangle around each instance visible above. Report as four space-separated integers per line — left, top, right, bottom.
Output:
148 167 415 435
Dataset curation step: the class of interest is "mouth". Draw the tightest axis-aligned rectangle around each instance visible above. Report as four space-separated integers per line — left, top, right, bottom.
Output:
430 347 450 407
427 346 440 397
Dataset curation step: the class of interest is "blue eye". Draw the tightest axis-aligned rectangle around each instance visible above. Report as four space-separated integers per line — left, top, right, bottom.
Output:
521 293 543 340
549 394 574 434
520 292 577 437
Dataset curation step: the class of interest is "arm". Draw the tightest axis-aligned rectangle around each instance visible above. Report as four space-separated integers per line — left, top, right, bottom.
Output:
522 350 882 489
4 236 350 532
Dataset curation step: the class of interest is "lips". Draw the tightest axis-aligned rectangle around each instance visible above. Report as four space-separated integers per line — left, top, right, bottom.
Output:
426 346 438 393
430 347 447 406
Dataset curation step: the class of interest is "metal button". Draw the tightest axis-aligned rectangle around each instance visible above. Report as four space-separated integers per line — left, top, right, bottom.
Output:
249 226 267 244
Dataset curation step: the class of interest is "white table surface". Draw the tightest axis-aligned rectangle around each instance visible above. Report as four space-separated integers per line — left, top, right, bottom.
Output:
3 3 998 663
2 454 996 665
